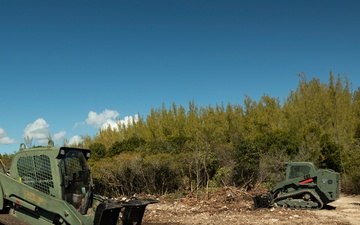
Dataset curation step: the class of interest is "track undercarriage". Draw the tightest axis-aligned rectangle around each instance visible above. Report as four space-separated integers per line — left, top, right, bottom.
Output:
253 189 324 210
273 189 324 209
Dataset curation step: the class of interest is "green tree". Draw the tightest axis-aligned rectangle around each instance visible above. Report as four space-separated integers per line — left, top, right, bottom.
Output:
89 142 106 160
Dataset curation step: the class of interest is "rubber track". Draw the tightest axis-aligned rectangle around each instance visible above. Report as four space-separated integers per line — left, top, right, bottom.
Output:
273 189 324 210
0 215 31 225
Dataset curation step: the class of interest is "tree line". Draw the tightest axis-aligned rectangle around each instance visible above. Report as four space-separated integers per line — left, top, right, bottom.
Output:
79 72 360 196
2 72 360 197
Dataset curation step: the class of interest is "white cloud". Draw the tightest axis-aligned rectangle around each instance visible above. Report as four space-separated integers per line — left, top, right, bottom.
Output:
23 118 50 144
100 119 119 130
53 131 66 141
0 128 16 144
86 109 120 128
68 135 82 145
85 109 139 131
74 121 85 128
122 115 139 126
37 139 49 145
13 110 139 148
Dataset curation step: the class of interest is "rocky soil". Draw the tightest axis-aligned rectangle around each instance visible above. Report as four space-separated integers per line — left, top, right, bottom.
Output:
140 187 360 225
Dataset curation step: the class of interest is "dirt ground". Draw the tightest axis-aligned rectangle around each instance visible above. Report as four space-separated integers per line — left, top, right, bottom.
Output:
141 187 360 225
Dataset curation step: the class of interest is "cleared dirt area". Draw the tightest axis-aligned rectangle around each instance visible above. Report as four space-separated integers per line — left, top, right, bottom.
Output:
141 187 360 225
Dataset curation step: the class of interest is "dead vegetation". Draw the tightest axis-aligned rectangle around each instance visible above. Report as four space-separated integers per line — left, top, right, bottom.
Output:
141 187 360 225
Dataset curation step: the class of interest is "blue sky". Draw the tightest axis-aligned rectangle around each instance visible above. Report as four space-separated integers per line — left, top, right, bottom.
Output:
1 0 360 154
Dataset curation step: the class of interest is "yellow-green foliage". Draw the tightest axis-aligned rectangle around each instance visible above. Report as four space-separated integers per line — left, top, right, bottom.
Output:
85 72 360 195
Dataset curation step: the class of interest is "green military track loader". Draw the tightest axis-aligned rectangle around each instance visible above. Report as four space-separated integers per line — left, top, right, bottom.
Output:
253 162 340 210
0 142 158 225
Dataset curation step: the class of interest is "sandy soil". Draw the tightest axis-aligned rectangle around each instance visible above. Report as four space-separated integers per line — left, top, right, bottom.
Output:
313 195 360 225
141 187 360 225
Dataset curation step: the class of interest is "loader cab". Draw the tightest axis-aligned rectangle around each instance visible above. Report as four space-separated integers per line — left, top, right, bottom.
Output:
57 147 92 214
286 162 315 179
10 143 93 214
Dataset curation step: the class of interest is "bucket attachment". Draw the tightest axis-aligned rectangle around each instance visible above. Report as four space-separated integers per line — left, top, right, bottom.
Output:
121 197 159 225
252 194 272 209
94 201 122 225
94 196 159 225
